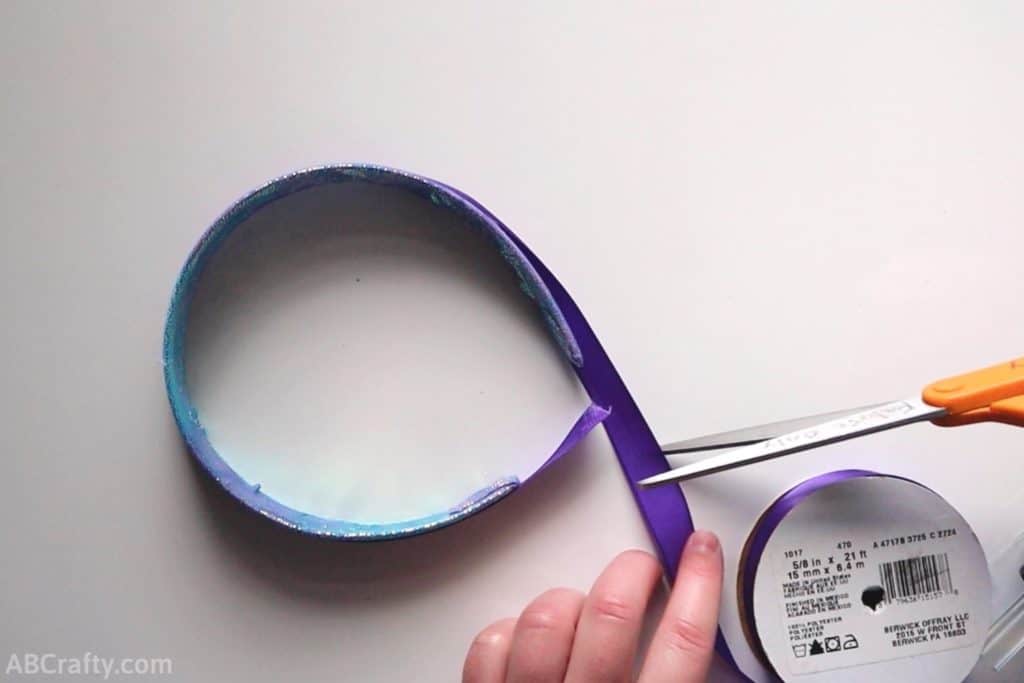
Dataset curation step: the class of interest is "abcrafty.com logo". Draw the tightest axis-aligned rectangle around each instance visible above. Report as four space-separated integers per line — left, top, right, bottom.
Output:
5 653 172 678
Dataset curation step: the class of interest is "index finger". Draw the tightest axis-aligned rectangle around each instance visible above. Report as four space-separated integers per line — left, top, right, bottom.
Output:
638 530 723 683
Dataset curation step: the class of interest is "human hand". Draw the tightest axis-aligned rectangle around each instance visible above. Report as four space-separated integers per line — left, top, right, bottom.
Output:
463 530 723 683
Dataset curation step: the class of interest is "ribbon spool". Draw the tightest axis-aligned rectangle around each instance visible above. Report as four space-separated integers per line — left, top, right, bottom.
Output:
737 470 992 682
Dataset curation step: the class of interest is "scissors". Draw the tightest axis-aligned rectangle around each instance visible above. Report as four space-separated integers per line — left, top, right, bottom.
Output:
641 357 1024 488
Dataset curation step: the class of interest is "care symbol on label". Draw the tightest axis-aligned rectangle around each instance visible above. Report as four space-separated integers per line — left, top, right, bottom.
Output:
843 634 860 650
792 644 808 658
825 636 841 653
809 640 825 656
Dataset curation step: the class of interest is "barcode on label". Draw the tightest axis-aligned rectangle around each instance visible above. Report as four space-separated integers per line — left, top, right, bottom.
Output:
879 553 954 601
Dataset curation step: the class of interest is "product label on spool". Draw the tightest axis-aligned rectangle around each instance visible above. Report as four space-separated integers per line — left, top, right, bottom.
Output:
752 476 991 680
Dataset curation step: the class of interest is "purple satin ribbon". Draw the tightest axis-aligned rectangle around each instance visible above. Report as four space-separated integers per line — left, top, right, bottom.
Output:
166 165 744 672
439 179 744 670
737 469 880 674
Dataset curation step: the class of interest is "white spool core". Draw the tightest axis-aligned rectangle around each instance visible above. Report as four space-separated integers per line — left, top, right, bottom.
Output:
751 476 991 682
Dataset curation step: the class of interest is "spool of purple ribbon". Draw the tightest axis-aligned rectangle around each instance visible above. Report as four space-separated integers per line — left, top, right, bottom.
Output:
736 470 991 682
737 469 880 668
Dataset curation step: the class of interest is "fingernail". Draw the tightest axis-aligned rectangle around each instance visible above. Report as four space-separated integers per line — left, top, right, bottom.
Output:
686 530 720 555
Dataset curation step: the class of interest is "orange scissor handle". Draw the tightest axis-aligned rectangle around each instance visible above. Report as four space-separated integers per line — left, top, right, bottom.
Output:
923 357 1024 427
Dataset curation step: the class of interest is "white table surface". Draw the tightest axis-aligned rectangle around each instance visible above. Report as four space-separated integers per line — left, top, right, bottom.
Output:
3 2 1023 681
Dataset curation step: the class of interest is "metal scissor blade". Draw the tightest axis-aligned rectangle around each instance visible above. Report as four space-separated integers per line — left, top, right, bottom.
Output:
640 397 947 488
660 402 890 455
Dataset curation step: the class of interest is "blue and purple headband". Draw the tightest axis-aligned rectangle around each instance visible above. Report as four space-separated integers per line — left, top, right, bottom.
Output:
163 164 742 671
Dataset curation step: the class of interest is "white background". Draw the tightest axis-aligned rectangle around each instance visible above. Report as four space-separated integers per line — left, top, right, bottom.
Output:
2 2 1023 681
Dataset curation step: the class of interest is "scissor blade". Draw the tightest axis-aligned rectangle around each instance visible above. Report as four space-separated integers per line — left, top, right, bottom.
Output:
639 397 947 488
660 403 890 455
